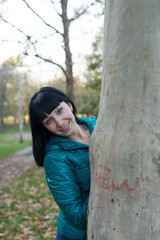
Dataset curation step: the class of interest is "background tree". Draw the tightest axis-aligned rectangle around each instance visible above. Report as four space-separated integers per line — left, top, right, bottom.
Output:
88 0 160 239
75 79 100 116
0 59 15 132
37 76 99 116
2 57 34 129
0 0 103 100
85 27 103 92
83 27 103 116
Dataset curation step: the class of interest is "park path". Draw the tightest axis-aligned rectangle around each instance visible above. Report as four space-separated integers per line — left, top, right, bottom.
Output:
0 134 35 188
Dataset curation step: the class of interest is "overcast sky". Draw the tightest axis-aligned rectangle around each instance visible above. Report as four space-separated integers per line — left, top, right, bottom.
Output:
0 0 104 83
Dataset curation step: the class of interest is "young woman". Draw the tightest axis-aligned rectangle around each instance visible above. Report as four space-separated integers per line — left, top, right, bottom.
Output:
29 87 97 240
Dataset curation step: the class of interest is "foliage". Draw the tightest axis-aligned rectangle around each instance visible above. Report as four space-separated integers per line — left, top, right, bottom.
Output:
96 0 105 13
39 77 100 117
5 59 36 122
0 58 16 130
0 59 100 129
74 78 100 116
85 27 103 92
0 166 59 240
0 57 27 125
81 27 104 116
0 57 39 133
96 0 105 4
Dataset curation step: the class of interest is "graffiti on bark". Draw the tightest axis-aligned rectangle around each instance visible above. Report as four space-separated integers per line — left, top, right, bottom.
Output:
96 164 144 194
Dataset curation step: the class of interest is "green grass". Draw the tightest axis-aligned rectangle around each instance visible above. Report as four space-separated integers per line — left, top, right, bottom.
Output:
2 124 31 134
0 125 31 160
0 140 31 160
0 166 59 240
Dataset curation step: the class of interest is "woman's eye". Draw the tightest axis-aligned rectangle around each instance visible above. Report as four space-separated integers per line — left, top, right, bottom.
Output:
46 119 52 125
57 108 63 114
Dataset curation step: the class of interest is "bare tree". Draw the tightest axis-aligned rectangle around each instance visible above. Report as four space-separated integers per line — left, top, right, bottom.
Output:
88 0 160 239
1 0 100 100
17 72 26 143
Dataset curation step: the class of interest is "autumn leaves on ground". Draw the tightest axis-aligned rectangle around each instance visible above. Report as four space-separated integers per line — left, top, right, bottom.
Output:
0 127 59 240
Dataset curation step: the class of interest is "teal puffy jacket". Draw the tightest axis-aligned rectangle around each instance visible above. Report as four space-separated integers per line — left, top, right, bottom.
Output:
43 117 96 239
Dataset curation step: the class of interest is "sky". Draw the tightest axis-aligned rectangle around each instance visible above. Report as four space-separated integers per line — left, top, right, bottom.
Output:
0 0 104 83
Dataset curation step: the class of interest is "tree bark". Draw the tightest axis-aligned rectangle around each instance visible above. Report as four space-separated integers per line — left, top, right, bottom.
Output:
0 90 5 132
88 0 160 239
61 0 74 101
18 74 24 143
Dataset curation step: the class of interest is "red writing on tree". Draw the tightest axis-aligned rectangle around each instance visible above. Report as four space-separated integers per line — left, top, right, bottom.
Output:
96 164 144 194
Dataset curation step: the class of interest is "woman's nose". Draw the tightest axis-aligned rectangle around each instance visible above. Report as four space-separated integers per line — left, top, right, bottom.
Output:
54 117 63 127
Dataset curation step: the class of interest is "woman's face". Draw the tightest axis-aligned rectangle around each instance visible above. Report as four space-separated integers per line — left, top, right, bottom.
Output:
42 101 77 139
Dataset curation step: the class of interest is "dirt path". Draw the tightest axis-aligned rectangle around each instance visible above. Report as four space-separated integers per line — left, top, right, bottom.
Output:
0 146 35 188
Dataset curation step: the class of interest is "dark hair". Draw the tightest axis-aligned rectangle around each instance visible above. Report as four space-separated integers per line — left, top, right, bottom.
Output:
29 87 77 167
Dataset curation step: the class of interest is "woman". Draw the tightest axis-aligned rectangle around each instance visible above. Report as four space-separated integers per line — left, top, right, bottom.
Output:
29 87 97 240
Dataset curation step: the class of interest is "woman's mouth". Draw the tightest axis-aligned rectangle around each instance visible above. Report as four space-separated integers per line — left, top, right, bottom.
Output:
61 121 70 133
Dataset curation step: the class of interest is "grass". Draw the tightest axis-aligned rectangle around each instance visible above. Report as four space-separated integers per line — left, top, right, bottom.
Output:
1 124 31 134
0 140 31 160
0 125 31 160
0 166 59 240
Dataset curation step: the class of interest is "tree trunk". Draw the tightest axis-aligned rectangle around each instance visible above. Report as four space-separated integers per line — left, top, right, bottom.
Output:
0 93 5 133
18 74 24 143
61 0 74 101
88 0 160 239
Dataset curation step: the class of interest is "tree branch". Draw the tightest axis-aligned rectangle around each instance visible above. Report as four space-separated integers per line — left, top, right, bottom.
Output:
49 0 62 18
1 15 67 78
25 52 68 78
1 39 23 45
0 0 7 3
21 0 63 36
70 0 97 22
0 16 30 39
41 33 56 39
1 16 57 45
0 16 39 55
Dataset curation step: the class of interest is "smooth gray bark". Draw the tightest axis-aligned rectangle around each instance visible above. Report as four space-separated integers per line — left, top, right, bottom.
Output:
88 0 160 239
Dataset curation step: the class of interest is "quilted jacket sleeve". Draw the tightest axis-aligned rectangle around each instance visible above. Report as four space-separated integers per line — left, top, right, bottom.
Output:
44 153 89 230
